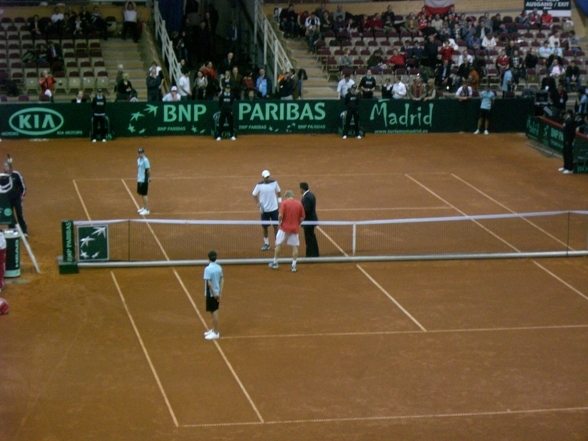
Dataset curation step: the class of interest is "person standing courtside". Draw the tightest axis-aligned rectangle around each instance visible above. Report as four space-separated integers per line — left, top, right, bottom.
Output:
268 190 305 272
216 84 236 141
474 83 495 135
2 158 28 237
560 109 576 174
136 148 151 215
91 89 107 142
252 170 282 251
343 84 361 139
203 250 223 340
300 182 319 257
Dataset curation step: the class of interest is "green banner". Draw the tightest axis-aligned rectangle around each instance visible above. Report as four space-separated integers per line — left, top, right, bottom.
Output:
61 220 75 263
526 115 564 152
0 99 534 139
77 225 109 261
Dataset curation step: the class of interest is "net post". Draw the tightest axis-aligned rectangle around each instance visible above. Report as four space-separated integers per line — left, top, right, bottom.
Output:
58 220 78 274
352 223 356 256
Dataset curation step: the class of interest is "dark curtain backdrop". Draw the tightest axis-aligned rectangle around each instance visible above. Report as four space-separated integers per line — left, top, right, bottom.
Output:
159 0 185 34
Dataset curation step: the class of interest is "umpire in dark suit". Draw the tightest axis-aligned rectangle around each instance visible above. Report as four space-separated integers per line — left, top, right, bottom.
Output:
300 182 319 257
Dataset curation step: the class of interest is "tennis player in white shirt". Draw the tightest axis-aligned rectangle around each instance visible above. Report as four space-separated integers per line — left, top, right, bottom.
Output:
252 170 282 251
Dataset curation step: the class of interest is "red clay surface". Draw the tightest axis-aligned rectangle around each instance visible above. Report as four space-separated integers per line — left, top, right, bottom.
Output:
1 133 588 441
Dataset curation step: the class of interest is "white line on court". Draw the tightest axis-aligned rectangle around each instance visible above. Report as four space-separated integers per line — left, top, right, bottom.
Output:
72 179 92 221
405 174 521 252
110 272 179 428
218 323 588 340
317 226 426 331
118 180 265 423
406 173 588 300
180 406 588 428
451 173 575 250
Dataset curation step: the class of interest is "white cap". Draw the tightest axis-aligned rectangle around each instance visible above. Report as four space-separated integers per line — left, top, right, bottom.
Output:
171 86 178 91
261 170 270 178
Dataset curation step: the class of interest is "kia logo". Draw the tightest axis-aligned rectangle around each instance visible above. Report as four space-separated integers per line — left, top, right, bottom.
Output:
9 107 64 136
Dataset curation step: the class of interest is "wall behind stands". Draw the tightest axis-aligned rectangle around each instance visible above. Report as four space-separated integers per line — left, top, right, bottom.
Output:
0 5 152 22
0 99 533 139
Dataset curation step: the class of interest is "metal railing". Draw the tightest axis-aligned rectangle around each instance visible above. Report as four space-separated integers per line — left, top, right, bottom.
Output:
254 0 292 92
153 0 181 90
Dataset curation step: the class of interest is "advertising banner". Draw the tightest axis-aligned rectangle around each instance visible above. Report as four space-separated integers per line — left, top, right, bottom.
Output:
524 0 571 16
0 99 533 139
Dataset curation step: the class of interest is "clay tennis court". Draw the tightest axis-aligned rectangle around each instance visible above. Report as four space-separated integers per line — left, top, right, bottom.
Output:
2 132 588 440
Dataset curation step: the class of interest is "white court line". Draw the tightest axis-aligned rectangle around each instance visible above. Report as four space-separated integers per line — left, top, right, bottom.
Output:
181 406 588 428
317 226 426 331
219 323 588 340
110 272 179 428
72 179 92 221
119 180 264 424
449 174 588 302
451 173 575 250
405 174 521 252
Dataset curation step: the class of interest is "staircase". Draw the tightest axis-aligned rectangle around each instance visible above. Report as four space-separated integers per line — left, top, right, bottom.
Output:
100 38 148 100
287 38 337 99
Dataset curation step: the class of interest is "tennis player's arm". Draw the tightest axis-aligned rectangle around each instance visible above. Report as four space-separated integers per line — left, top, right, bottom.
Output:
207 279 218 298
218 276 224 298
145 167 150 182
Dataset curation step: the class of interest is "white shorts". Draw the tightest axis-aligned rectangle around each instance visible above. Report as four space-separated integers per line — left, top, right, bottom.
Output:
275 229 299 246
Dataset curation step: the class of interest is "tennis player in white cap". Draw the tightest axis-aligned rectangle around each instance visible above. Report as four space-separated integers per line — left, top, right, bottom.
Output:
252 169 281 251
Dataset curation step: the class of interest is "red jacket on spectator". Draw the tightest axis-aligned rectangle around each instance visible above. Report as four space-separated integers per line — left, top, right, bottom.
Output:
388 53 406 68
369 16 383 30
496 54 510 69
439 45 454 61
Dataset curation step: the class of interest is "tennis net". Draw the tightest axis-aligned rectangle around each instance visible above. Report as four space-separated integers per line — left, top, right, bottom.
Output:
61 211 588 268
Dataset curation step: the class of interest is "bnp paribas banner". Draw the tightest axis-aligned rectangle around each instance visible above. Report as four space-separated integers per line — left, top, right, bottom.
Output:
0 99 533 139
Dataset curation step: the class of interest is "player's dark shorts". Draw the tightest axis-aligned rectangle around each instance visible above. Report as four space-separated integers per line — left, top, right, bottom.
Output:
206 295 219 312
480 108 491 119
137 182 149 196
261 209 279 226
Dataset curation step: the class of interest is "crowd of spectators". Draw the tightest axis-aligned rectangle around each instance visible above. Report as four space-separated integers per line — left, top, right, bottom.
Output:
276 2 584 106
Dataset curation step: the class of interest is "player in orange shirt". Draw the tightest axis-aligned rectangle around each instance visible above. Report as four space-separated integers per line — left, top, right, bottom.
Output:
268 190 305 272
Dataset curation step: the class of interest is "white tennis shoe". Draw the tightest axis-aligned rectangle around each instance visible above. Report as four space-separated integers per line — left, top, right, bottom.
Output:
139 209 150 215
205 332 219 340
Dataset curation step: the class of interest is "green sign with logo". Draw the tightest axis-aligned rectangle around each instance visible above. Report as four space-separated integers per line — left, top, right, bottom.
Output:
77 225 109 261
0 99 533 139
526 115 564 151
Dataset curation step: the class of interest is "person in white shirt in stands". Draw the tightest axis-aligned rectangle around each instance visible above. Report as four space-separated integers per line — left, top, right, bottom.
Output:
178 70 191 101
457 49 474 66
304 11 320 31
392 76 407 99
162 86 181 102
123 0 139 42
337 73 355 99
455 80 473 101
550 59 564 79
51 7 64 24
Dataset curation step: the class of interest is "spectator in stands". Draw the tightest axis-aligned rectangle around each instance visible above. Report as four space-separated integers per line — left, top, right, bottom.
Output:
245 89 257 101
220 69 231 92
548 30 561 49
195 21 212 63
230 67 243 100
422 34 439 68
280 4 298 39
314 2 329 20
565 60 581 93
175 31 190 66
178 70 191 101
576 88 588 116
193 70 208 100
567 30 580 54
39 70 56 101
492 13 506 34
468 65 481 91
256 68 273 99
392 75 407 99
278 70 294 100
439 22 452 40
511 50 526 85
333 5 345 22
219 52 235 76
50 7 65 33
91 6 109 41
162 86 181 102
29 15 44 42
79 5 91 26
146 66 163 102
455 57 473 89
242 71 255 95
439 39 454 63
381 77 393 99
528 8 541 27
549 59 564 80
482 32 497 51
47 41 63 64
515 10 529 28
359 69 377 99
369 13 384 32
304 11 320 32
401 13 419 35
203 61 217 80
504 39 519 58
71 90 88 103
333 15 346 34
495 49 510 70
122 0 140 43
552 83 568 114
525 48 539 69
457 49 473 66
116 73 134 101
538 41 552 61
435 59 452 91
409 74 425 101
306 24 321 52
337 73 355 99
297 10 310 38
455 80 473 101
387 49 405 71
320 11 332 35
423 78 438 101
71 14 85 38
541 10 553 29
367 49 386 73
338 49 353 72
501 66 514 97
430 14 443 32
